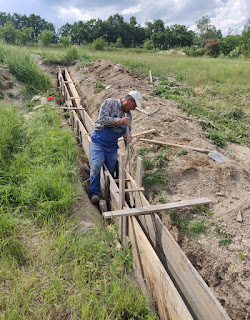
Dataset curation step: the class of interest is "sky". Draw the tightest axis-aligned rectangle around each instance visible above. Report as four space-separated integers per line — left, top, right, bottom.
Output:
0 0 249 35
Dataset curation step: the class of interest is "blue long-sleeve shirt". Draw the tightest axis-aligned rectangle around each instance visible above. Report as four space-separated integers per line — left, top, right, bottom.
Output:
94 99 132 136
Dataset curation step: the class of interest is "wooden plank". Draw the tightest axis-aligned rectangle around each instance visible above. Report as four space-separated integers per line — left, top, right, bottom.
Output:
64 69 81 108
103 167 194 320
116 187 145 193
140 138 209 154
114 178 131 183
73 111 91 161
82 110 95 134
118 129 157 141
103 198 211 219
126 174 231 320
118 154 126 242
129 216 193 320
61 107 85 110
136 156 143 188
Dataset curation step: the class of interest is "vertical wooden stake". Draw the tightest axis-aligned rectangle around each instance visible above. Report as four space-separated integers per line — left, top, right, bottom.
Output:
149 70 153 83
136 156 143 188
118 154 125 243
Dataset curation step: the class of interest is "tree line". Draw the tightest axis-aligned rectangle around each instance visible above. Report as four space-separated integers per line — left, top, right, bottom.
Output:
0 12 249 57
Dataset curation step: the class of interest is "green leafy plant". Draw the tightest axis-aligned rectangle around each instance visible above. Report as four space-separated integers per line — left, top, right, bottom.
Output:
94 76 105 93
238 252 244 260
215 226 232 247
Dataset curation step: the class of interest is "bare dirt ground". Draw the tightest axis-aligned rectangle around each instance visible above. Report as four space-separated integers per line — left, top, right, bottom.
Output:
2 57 249 319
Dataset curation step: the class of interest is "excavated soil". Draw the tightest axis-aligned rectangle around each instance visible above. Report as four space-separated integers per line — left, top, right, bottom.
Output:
2 57 249 320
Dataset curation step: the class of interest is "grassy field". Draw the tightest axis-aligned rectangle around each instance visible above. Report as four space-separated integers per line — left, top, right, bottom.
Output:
27 44 250 147
7 43 249 145
0 44 158 319
85 48 250 147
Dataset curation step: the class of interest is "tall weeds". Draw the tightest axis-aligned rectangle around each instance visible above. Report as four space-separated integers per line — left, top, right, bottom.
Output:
0 102 157 318
0 42 51 93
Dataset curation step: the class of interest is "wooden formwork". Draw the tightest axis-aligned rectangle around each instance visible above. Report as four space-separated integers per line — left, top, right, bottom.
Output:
58 67 231 320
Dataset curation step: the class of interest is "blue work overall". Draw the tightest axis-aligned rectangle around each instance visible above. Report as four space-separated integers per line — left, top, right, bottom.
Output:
88 126 126 198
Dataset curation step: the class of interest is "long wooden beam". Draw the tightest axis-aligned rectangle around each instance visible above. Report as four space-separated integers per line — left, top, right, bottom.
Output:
103 198 211 219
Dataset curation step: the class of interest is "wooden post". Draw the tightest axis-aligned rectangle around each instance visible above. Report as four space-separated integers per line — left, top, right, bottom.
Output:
136 156 143 188
149 70 153 83
118 154 126 243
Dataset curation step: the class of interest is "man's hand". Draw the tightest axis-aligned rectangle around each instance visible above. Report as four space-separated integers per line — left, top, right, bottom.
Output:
124 135 132 143
116 117 130 126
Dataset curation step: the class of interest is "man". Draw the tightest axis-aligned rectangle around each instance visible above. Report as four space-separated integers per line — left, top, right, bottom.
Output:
89 90 142 204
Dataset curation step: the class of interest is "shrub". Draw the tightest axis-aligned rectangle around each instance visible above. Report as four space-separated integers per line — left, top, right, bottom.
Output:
228 46 241 58
205 39 221 58
60 36 71 47
143 39 154 50
65 47 78 64
183 46 205 57
92 37 107 51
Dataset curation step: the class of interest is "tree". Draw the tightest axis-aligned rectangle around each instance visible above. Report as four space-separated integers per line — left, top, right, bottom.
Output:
220 35 241 55
169 24 195 47
0 12 10 26
0 22 18 44
146 19 166 49
242 18 250 57
196 16 222 47
58 23 72 38
39 30 54 46
18 27 34 45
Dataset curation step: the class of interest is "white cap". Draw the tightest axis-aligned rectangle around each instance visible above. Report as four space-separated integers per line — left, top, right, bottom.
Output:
128 90 142 109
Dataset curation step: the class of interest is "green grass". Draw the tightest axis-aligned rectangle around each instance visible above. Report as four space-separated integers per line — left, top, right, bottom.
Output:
137 147 168 192
21 44 249 146
0 103 158 319
76 47 249 147
169 209 209 239
215 226 232 247
0 43 52 94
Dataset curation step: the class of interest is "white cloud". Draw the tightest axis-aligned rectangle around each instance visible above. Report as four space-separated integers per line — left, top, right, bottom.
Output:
121 5 142 15
56 5 117 23
211 0 249 34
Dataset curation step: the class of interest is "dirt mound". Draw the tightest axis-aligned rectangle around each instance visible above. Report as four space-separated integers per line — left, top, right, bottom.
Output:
67 58 250 320
0 67 25 106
